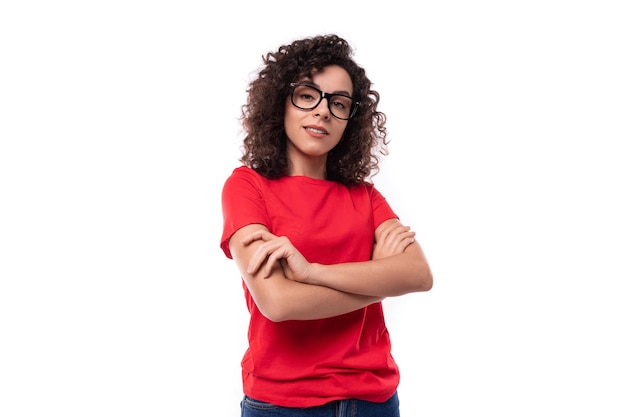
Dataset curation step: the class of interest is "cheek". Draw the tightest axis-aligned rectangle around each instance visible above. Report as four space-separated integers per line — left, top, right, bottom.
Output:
284 96 298 118
284 101 307 136
283 107 297 136
336 123 348 139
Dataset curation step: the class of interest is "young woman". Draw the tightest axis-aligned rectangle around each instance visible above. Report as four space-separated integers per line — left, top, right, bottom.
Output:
220 34 433 417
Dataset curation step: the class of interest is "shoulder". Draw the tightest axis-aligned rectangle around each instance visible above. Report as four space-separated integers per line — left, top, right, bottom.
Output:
226 165 262 181
223 166 266 189
354 181 383 199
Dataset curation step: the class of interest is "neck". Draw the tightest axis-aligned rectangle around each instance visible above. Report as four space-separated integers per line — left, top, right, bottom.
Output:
287 156 327 179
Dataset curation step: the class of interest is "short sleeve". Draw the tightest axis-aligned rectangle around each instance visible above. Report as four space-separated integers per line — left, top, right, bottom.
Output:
368 184 398 228
220 167 271 259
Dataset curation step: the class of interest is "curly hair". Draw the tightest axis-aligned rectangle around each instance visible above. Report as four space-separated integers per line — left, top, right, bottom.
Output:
239 34 388 186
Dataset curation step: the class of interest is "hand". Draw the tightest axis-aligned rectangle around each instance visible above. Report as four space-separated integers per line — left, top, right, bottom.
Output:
372 221 415 260
241 230 312 282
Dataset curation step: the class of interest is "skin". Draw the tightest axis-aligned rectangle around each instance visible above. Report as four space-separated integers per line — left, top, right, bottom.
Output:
283 65 351 179
228 65 433 322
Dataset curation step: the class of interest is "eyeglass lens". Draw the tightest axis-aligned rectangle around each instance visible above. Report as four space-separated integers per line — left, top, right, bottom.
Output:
291 85 354 120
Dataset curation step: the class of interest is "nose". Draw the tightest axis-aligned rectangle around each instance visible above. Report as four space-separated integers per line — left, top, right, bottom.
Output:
314 97 331 120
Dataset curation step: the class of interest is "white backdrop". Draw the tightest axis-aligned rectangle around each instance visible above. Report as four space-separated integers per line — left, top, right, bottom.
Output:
1 1 625 416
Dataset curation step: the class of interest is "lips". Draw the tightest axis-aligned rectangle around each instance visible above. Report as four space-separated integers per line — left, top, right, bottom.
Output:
304 126 328 135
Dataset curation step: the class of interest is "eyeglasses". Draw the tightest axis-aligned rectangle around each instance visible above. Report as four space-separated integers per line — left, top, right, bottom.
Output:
289 82 359 120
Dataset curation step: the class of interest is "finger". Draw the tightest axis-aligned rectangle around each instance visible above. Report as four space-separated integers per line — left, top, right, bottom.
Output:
246 239 287 275
397 234 416 251
263 248 287 277
241 230 276 245
379 224 410 242
378 226 412 249
260 244 294 278
246 240 276 274
391 231 415 248
382 231 415 253
246 251 263 274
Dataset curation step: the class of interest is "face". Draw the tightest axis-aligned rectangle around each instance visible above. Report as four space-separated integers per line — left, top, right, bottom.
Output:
284 65 353 172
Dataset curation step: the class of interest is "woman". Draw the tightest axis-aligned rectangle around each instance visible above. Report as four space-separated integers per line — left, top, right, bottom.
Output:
220 34 433 416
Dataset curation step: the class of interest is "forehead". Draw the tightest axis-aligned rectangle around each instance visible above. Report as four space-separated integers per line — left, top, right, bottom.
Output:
306 65 353 94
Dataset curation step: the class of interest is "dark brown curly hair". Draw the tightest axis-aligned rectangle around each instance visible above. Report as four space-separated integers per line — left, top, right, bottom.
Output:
240 34 388 186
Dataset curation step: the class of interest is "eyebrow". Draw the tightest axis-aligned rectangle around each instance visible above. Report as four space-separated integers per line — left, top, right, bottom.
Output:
301 81 353 97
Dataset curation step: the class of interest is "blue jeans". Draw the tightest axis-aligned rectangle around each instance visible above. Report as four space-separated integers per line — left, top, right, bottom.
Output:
240 391 400 417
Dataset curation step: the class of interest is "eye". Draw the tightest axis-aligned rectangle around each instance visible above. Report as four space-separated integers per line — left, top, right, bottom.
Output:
294 86 320 102
331 96 352 110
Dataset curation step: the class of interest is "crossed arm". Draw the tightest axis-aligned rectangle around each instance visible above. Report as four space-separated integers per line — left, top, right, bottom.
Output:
228 218 433 322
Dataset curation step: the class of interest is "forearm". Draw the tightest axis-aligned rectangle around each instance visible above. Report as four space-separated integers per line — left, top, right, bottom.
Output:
307 243 433 297
251 272 383 321
230 225 382 322
230 222 430 321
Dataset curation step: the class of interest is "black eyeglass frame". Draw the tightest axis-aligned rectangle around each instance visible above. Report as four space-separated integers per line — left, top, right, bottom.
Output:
289 82 360 120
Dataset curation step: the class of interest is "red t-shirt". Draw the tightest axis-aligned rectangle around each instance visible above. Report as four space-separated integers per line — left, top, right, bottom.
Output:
220 166 400 407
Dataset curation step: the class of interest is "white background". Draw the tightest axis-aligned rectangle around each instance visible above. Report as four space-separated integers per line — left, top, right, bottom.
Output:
1 1 625 416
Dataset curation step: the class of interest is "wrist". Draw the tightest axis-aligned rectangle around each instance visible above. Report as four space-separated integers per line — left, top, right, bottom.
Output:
307 263 325 286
